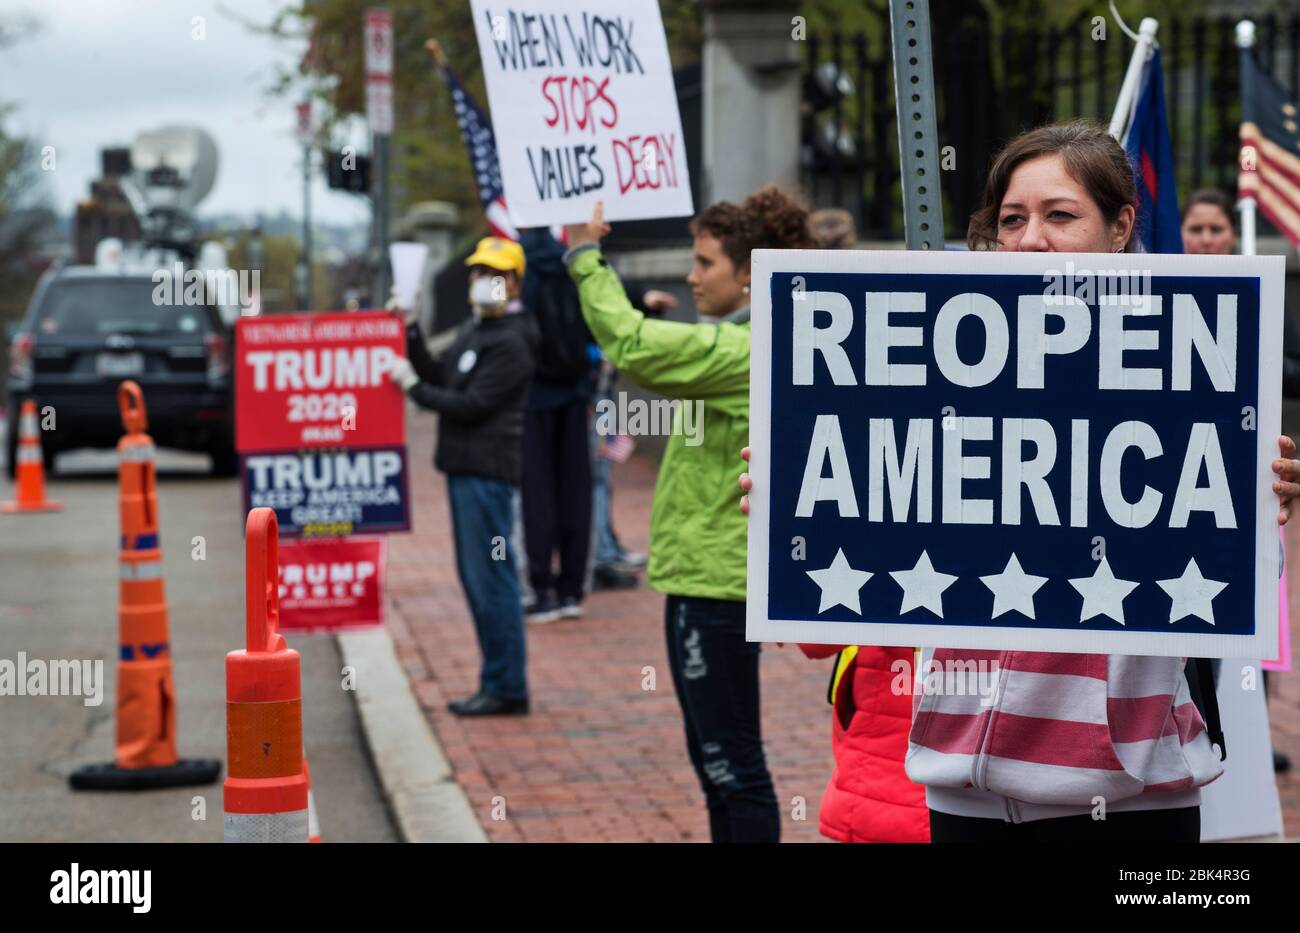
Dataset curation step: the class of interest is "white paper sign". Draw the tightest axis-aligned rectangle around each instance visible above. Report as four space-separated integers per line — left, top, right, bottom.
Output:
389 242 428 311
469 0 693 227
1199 661 1284 841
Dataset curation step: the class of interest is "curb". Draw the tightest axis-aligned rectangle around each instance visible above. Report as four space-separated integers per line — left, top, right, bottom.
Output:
337 627 487 843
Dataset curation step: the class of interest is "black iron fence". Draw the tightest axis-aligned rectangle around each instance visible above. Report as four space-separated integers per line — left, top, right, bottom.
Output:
803 13 1300 241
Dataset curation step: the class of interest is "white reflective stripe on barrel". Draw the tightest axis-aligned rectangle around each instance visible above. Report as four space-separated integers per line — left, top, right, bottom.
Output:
223 809 309 843
307 789 320 841
119 444 157 464
19 412 38 437
16 445 41 464
120 560 162 580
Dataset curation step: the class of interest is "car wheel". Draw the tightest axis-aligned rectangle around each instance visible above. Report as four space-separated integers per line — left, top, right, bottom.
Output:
39 436 58 477
209 442 239 478
3 414 15 481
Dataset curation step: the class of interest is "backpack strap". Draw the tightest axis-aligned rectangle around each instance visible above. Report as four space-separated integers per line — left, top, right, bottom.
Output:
1184 658 1226 762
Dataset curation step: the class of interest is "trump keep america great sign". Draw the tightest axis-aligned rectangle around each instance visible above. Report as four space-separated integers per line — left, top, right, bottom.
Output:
746 250 1285 659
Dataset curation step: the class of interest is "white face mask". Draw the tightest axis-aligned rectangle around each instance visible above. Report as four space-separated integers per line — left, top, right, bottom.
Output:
469 276 507 318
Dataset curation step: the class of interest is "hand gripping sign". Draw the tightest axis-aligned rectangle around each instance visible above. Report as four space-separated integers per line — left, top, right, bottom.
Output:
746 249 1285 659
469 0 693 227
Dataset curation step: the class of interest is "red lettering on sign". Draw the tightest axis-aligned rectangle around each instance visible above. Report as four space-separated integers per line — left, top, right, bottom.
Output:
612 132 679 194
539 74 618 135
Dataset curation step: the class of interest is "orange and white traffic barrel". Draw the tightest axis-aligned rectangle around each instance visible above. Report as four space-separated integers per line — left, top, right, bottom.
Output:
224 507 310 842
305 757 321 843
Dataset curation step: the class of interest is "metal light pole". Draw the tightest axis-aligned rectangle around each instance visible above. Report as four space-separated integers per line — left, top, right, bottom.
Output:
296 99 314 310
365 8 394 307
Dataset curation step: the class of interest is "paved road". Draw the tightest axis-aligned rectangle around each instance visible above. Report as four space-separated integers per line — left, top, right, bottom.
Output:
0 436 398 842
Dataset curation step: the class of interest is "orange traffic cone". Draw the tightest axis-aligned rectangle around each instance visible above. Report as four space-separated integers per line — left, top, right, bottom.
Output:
224 507 310 842
1 399 60 512
69 381 221 790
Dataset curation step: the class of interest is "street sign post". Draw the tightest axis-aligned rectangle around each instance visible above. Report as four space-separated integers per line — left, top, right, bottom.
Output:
365 8 393 305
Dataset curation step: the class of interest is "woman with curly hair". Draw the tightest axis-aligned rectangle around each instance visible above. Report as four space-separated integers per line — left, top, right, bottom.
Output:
563 187 811 843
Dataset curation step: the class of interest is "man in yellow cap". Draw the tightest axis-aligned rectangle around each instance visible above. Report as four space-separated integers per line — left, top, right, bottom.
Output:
388 236 539 716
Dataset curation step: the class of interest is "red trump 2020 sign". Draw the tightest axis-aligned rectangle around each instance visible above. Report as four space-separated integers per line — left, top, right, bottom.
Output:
235 311 405 452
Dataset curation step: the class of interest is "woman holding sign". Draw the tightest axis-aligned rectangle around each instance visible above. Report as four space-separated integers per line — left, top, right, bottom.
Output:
564 187 812 843
741 121 1300 843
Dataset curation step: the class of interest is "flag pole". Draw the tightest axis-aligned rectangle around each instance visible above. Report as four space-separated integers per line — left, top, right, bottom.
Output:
1237 20 1258 257
1108 17 1160 141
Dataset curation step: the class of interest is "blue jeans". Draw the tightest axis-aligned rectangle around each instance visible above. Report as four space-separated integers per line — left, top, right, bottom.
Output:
591 449 622 566
447 474 527 701
664 595 780 843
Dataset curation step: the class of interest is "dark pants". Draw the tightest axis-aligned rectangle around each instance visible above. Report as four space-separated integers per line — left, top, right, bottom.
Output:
447 474 527 701
928 806 1201 843
521 400 592 601
664 595 780 843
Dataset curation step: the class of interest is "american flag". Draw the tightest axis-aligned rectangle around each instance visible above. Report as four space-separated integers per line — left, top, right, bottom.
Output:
1238 46 1300 246
599 434 635 464
1122 47 1181 253
440 64 517 241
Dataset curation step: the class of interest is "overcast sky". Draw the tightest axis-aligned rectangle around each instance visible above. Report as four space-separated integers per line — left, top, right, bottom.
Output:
3 0 371 227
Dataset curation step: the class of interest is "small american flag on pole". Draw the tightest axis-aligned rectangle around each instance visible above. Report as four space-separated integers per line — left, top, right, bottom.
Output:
439 63 517 241
600 434 635 464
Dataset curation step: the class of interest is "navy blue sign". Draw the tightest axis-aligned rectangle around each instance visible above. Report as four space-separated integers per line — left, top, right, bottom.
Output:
748 252 1283 658
241 446 411 537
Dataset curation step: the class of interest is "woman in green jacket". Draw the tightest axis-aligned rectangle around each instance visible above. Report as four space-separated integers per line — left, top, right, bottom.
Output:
564 187 813 842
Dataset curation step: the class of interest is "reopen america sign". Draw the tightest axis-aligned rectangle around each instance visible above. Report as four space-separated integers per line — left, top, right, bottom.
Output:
746 250 1284 659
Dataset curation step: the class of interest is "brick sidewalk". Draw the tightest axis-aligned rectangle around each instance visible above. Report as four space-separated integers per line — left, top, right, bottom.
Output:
387 414 1300 842
386 415 832 842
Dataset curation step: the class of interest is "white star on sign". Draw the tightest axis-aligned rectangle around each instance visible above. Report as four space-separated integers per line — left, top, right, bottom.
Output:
890 550 958 618
1157 558 1227 626
806 548 873 615
1068 557 1139 625
980 553 1049 620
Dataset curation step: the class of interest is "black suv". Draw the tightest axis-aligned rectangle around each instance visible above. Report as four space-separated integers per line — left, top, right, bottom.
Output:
5 267 236 477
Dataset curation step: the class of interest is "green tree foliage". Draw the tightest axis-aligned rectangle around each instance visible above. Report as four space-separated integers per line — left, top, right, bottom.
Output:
264 1 707 234
264 0 1217 236
222 230 317 314
0 15 51 402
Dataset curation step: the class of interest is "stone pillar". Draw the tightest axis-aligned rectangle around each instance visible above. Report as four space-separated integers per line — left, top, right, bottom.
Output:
393 201 459 332
699 0 804 205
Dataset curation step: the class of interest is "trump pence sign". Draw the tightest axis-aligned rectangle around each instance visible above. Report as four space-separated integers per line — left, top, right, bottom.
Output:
747 250 1284 659
470 0 693 227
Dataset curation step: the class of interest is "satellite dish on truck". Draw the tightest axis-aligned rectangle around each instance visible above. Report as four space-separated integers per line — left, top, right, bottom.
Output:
124 126 219 253
129 126 218 212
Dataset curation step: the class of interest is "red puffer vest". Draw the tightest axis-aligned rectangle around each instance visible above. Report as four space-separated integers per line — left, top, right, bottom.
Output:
800 644 931 843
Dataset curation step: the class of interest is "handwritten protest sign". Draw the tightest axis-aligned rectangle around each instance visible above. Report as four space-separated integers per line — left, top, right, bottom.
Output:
747 250 1284 659
469 0 693 226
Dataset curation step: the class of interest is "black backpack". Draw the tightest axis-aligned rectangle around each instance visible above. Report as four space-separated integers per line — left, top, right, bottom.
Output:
1184 658 1226 761
520 229 593 385
530 272 592 384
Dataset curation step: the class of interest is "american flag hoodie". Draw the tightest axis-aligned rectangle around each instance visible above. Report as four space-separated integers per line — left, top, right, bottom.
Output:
905 649 1224 817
